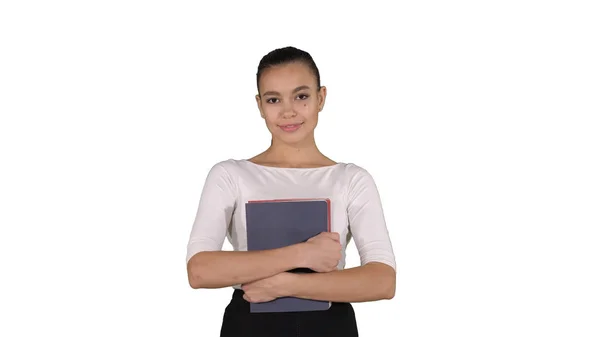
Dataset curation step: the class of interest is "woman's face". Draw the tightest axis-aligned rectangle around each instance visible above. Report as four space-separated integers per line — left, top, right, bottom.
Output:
256 62 326 146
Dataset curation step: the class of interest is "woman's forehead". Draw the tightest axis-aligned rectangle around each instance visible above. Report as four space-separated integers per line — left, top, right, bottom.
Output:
259 63 316 94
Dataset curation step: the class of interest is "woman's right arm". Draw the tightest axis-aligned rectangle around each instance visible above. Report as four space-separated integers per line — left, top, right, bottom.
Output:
186 162 304 289
187 245 305 289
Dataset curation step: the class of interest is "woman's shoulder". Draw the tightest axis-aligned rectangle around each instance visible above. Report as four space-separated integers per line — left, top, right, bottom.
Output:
204 158 251 175
335 161 375 178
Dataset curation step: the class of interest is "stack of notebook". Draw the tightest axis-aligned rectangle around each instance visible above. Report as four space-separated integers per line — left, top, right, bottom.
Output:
245 198 332 313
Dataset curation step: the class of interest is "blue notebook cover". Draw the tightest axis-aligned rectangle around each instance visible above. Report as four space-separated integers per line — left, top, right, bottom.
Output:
245 198 332 313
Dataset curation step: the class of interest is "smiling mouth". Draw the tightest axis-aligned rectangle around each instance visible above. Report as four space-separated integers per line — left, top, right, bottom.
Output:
279 122 304 132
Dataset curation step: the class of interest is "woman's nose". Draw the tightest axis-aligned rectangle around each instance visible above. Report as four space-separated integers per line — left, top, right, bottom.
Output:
280 101 296 117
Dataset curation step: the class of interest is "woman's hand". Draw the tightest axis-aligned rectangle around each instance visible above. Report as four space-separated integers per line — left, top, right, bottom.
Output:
299 232 342 272
241 272 295 303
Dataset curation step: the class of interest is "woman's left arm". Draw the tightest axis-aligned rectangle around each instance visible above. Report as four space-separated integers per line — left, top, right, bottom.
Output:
281 261 395 302
287 166 396 302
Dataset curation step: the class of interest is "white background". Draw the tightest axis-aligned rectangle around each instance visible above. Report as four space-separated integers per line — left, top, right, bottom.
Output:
1 1 599 336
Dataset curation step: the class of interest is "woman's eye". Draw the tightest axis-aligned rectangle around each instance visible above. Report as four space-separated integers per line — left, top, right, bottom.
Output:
266 98 279 104
297 94 309 100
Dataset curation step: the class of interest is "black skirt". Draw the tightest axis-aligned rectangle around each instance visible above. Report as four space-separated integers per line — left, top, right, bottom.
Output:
219 289 359 337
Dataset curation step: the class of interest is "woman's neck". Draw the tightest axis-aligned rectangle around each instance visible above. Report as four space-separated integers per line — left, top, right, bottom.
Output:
251 137 335 168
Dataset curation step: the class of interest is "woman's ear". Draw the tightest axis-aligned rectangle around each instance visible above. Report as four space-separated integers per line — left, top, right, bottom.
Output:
317 86 327 112
255 94 265 118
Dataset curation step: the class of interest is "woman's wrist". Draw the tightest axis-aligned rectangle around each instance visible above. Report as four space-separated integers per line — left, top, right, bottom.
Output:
274 272 301 298
283 242 308 269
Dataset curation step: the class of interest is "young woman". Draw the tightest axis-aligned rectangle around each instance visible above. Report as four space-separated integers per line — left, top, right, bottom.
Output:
186 46 396 337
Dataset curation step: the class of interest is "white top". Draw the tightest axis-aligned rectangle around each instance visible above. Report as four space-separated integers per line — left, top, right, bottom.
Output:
186 159 396 284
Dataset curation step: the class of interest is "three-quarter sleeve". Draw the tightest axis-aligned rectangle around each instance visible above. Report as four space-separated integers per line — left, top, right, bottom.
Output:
186 162 237 264
347 165 396 271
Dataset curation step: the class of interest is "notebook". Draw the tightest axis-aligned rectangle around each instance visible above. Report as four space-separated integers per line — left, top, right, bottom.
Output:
245 198 332 313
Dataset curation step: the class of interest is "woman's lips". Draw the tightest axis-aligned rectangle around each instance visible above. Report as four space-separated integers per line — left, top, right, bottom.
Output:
279 122 303 132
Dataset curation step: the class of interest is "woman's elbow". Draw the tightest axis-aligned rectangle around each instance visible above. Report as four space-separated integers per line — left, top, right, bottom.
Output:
383 276 396 299
187 266 202 289
372 263 396 300
187 255 208 289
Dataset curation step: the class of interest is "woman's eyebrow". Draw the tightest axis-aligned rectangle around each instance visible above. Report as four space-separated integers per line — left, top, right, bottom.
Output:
292 85 310 93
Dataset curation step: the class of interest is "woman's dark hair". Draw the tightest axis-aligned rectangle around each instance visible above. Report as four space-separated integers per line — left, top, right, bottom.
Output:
256 46 321 93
